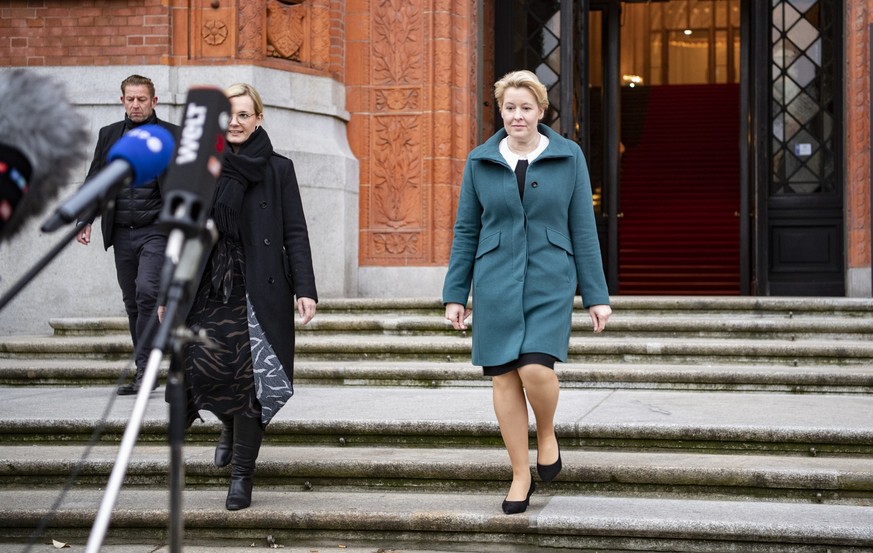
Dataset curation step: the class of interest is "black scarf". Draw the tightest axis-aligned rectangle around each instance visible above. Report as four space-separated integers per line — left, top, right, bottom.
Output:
207 127 274 302
213 126 273 240
123 111 159 131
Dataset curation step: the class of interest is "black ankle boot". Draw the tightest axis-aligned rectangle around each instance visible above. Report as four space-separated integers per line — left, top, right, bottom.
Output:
214 416 234 468
226 415 263 511
117 366 159 396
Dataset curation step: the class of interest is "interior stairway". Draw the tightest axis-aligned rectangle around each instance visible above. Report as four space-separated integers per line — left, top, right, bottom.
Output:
0 296 872 552
619 84 741 295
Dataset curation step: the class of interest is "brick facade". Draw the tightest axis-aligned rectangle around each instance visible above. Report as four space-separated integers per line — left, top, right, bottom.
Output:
846 1 873 275
0 0 171 66
0 0 871 292
0 0 345 74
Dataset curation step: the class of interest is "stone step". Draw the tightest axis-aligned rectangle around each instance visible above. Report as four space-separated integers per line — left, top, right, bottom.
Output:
3 444 872 504
1 489 871 552
2 359 873 394
282 296 873 318
3 386 872 455
0 545 486 553
45 313 873 340
3 333 872 366
305 314 873 340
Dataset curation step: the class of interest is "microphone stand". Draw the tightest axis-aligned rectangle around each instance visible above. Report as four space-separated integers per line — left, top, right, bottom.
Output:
84 223 216 553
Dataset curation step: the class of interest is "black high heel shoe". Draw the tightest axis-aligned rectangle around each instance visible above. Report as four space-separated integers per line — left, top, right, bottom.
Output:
502 479 536 514
537 433 562 483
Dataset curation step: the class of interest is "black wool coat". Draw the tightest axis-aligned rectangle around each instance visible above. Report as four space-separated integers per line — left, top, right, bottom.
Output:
85 114 180 249
239 152 318 377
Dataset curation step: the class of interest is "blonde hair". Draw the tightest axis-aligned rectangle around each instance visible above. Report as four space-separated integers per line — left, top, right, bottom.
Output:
494 70 549 110
225 82 264 115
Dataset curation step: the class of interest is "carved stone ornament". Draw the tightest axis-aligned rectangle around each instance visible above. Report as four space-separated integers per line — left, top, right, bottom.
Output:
372 116 421 230
372 232 420 256
267 0 305 60
202 19 228 46
375 88 420 111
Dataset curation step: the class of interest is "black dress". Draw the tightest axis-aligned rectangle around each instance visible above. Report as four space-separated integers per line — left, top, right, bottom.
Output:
184 240 262 419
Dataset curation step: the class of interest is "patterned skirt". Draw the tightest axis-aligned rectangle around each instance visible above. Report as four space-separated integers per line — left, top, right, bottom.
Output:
183 239 292 426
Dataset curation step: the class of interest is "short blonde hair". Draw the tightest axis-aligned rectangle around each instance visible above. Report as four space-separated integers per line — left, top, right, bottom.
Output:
494 70 549 110
225 82 264 115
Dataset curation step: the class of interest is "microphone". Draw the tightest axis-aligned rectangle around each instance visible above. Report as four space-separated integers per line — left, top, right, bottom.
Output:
155 87 229 310
158 86 230 237
0 69 89 242
41 124 175 233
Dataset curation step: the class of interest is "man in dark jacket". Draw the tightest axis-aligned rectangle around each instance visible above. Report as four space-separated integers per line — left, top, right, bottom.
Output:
77 74 180 395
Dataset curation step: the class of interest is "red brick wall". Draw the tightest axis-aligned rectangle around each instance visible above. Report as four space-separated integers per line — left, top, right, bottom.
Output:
0 0 345 79
0 0 171 67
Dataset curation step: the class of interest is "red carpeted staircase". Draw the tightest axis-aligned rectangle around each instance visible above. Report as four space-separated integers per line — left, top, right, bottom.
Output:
618 84 741 295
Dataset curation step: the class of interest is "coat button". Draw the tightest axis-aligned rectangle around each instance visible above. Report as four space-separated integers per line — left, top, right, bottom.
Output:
260 201 267 208
264 238 271 245
268 277 275 284
531 182 538 188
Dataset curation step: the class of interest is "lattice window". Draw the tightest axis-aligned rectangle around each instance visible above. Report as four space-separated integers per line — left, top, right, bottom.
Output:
770 0 837 195
511 0 563 130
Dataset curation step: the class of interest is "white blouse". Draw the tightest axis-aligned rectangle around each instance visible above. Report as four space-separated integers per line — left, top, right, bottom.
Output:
499 132 550 171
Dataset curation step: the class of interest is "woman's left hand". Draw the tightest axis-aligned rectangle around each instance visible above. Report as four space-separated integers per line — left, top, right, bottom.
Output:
297 297 317 325
588 304 612 333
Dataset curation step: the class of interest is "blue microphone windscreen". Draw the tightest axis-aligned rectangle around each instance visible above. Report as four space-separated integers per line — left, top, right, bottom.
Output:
107 124 175 187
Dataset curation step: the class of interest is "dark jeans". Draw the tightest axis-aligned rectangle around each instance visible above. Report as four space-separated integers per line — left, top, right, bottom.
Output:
112 224 167 370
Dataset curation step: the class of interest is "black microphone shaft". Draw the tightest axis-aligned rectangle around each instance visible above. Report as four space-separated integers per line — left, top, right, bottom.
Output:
41 160 133 232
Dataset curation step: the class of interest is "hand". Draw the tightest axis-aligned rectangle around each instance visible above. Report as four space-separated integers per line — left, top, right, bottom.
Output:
76 224 91 245
297 297 317 325
445 302 472 331
588 304 611 333
157 305 166 324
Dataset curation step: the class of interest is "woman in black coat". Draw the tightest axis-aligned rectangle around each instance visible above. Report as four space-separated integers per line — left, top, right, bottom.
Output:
183 82 317 511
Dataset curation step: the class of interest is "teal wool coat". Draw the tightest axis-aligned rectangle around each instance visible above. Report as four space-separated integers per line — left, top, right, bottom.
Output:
442 124 610 367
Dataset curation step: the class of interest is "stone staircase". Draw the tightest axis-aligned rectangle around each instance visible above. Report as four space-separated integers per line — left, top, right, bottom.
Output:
0 296 872 552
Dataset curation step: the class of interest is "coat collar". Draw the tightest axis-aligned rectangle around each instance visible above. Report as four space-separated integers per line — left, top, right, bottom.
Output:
470 123 575 165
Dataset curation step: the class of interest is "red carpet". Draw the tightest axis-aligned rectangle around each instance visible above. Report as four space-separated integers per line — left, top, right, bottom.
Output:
618 84 741 295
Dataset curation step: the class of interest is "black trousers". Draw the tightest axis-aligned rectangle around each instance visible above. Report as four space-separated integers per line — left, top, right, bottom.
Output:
111 224 167 370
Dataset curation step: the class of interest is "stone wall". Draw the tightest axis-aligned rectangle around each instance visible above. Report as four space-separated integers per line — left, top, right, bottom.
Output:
0 64 358 335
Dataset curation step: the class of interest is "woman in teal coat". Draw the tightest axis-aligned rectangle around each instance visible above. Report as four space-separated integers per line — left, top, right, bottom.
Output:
443 70 611 514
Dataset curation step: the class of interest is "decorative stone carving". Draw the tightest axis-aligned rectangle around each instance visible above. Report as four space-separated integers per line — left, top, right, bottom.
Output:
267 0 306 60
372 232 420 255
356 0 476 266
202 19 228 46
308 0 331 70
372 115 421 230
372 0 422 85
238 0 264 59
375 88 420 111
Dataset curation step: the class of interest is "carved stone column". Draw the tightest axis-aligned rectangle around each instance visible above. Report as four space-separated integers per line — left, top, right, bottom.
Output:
354 0 477 266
